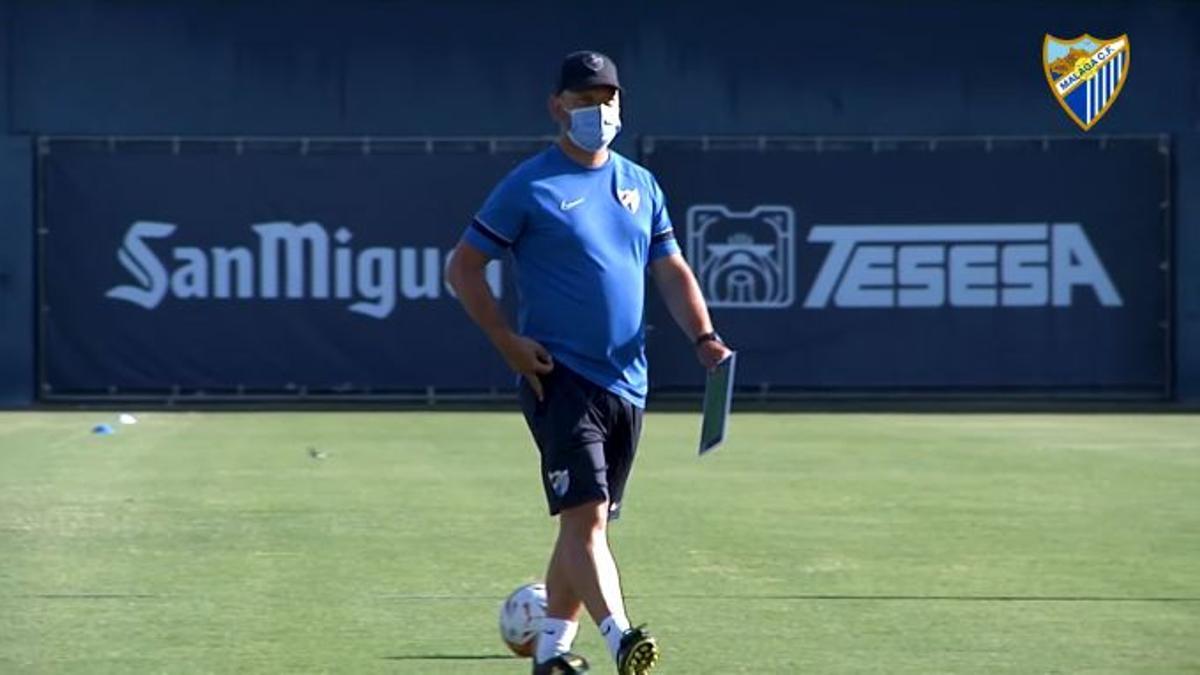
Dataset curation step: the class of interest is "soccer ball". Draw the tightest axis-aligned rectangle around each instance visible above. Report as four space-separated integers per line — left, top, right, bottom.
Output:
499 582 547 657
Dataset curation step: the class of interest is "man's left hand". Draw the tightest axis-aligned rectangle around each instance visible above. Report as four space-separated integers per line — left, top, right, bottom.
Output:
697 340 733 370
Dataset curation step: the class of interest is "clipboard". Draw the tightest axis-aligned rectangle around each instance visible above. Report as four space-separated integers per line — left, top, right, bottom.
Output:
698 351 736 456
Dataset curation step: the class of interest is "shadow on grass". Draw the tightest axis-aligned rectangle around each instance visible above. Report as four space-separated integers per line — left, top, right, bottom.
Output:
381 654 516 661
633 594 1200 602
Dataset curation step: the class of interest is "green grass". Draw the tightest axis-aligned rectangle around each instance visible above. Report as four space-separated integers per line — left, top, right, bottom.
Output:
1 411 1198 673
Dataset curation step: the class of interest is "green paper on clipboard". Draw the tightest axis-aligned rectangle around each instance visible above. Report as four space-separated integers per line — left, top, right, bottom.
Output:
698 351 736 456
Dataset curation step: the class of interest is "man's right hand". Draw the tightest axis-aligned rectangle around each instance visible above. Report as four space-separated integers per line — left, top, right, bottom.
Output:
499 333 555 401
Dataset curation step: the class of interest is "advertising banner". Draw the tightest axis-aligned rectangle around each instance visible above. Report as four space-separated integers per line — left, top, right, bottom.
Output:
39 138 541 397
641 137 1169 395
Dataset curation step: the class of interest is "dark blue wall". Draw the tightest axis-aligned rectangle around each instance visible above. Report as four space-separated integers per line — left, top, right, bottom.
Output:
2 0 1197 403
1 0 35 404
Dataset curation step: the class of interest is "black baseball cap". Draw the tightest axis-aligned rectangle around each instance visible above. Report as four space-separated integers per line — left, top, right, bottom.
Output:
556 50 621 93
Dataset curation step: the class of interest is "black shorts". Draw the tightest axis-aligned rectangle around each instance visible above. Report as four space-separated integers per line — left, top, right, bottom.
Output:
518 365 644 521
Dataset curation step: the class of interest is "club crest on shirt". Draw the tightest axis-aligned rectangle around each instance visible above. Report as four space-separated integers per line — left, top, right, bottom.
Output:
617 188 640 215
1043 33 1129 131
548 469 570 497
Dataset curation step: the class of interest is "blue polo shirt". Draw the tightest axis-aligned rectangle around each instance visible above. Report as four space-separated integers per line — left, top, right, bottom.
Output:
461 144 681 408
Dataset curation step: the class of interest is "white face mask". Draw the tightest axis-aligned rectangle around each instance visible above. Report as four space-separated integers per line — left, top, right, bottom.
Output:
566 102 622 152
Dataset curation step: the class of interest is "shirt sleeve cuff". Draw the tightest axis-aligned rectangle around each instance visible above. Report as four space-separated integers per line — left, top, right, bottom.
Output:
462 227 505 258
649 237 682 262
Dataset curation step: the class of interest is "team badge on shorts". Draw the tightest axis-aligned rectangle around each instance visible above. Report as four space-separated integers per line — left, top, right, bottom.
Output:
1043 34 1129 131
617 188 640 215
548 469 570 497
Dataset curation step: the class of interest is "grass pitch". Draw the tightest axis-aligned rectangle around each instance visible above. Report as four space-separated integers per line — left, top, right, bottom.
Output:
1 411 1198 673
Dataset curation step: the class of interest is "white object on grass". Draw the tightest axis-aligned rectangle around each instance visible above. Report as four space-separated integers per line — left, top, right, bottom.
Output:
498 582 547 658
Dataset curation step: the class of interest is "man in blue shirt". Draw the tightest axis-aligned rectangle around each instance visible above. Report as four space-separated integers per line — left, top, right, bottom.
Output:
447 50 730 675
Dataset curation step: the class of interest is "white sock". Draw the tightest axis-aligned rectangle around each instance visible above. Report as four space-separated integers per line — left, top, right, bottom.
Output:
535 618 579 664
599 614 631 660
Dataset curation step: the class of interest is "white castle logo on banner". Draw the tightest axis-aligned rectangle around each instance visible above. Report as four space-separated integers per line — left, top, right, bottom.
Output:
106 221 502 319
803 223 1122 308
685 205 796 309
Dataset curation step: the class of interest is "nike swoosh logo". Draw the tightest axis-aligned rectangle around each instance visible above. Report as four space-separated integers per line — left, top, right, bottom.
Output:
560 197 585 210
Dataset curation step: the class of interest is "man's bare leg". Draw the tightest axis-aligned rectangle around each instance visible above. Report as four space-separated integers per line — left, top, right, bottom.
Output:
549 499 659 673
536 531 585 664
536 499 622 668
553 500 626 624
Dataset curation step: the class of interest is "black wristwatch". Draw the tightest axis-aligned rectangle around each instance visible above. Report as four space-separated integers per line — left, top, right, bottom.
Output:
694 331 723 347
